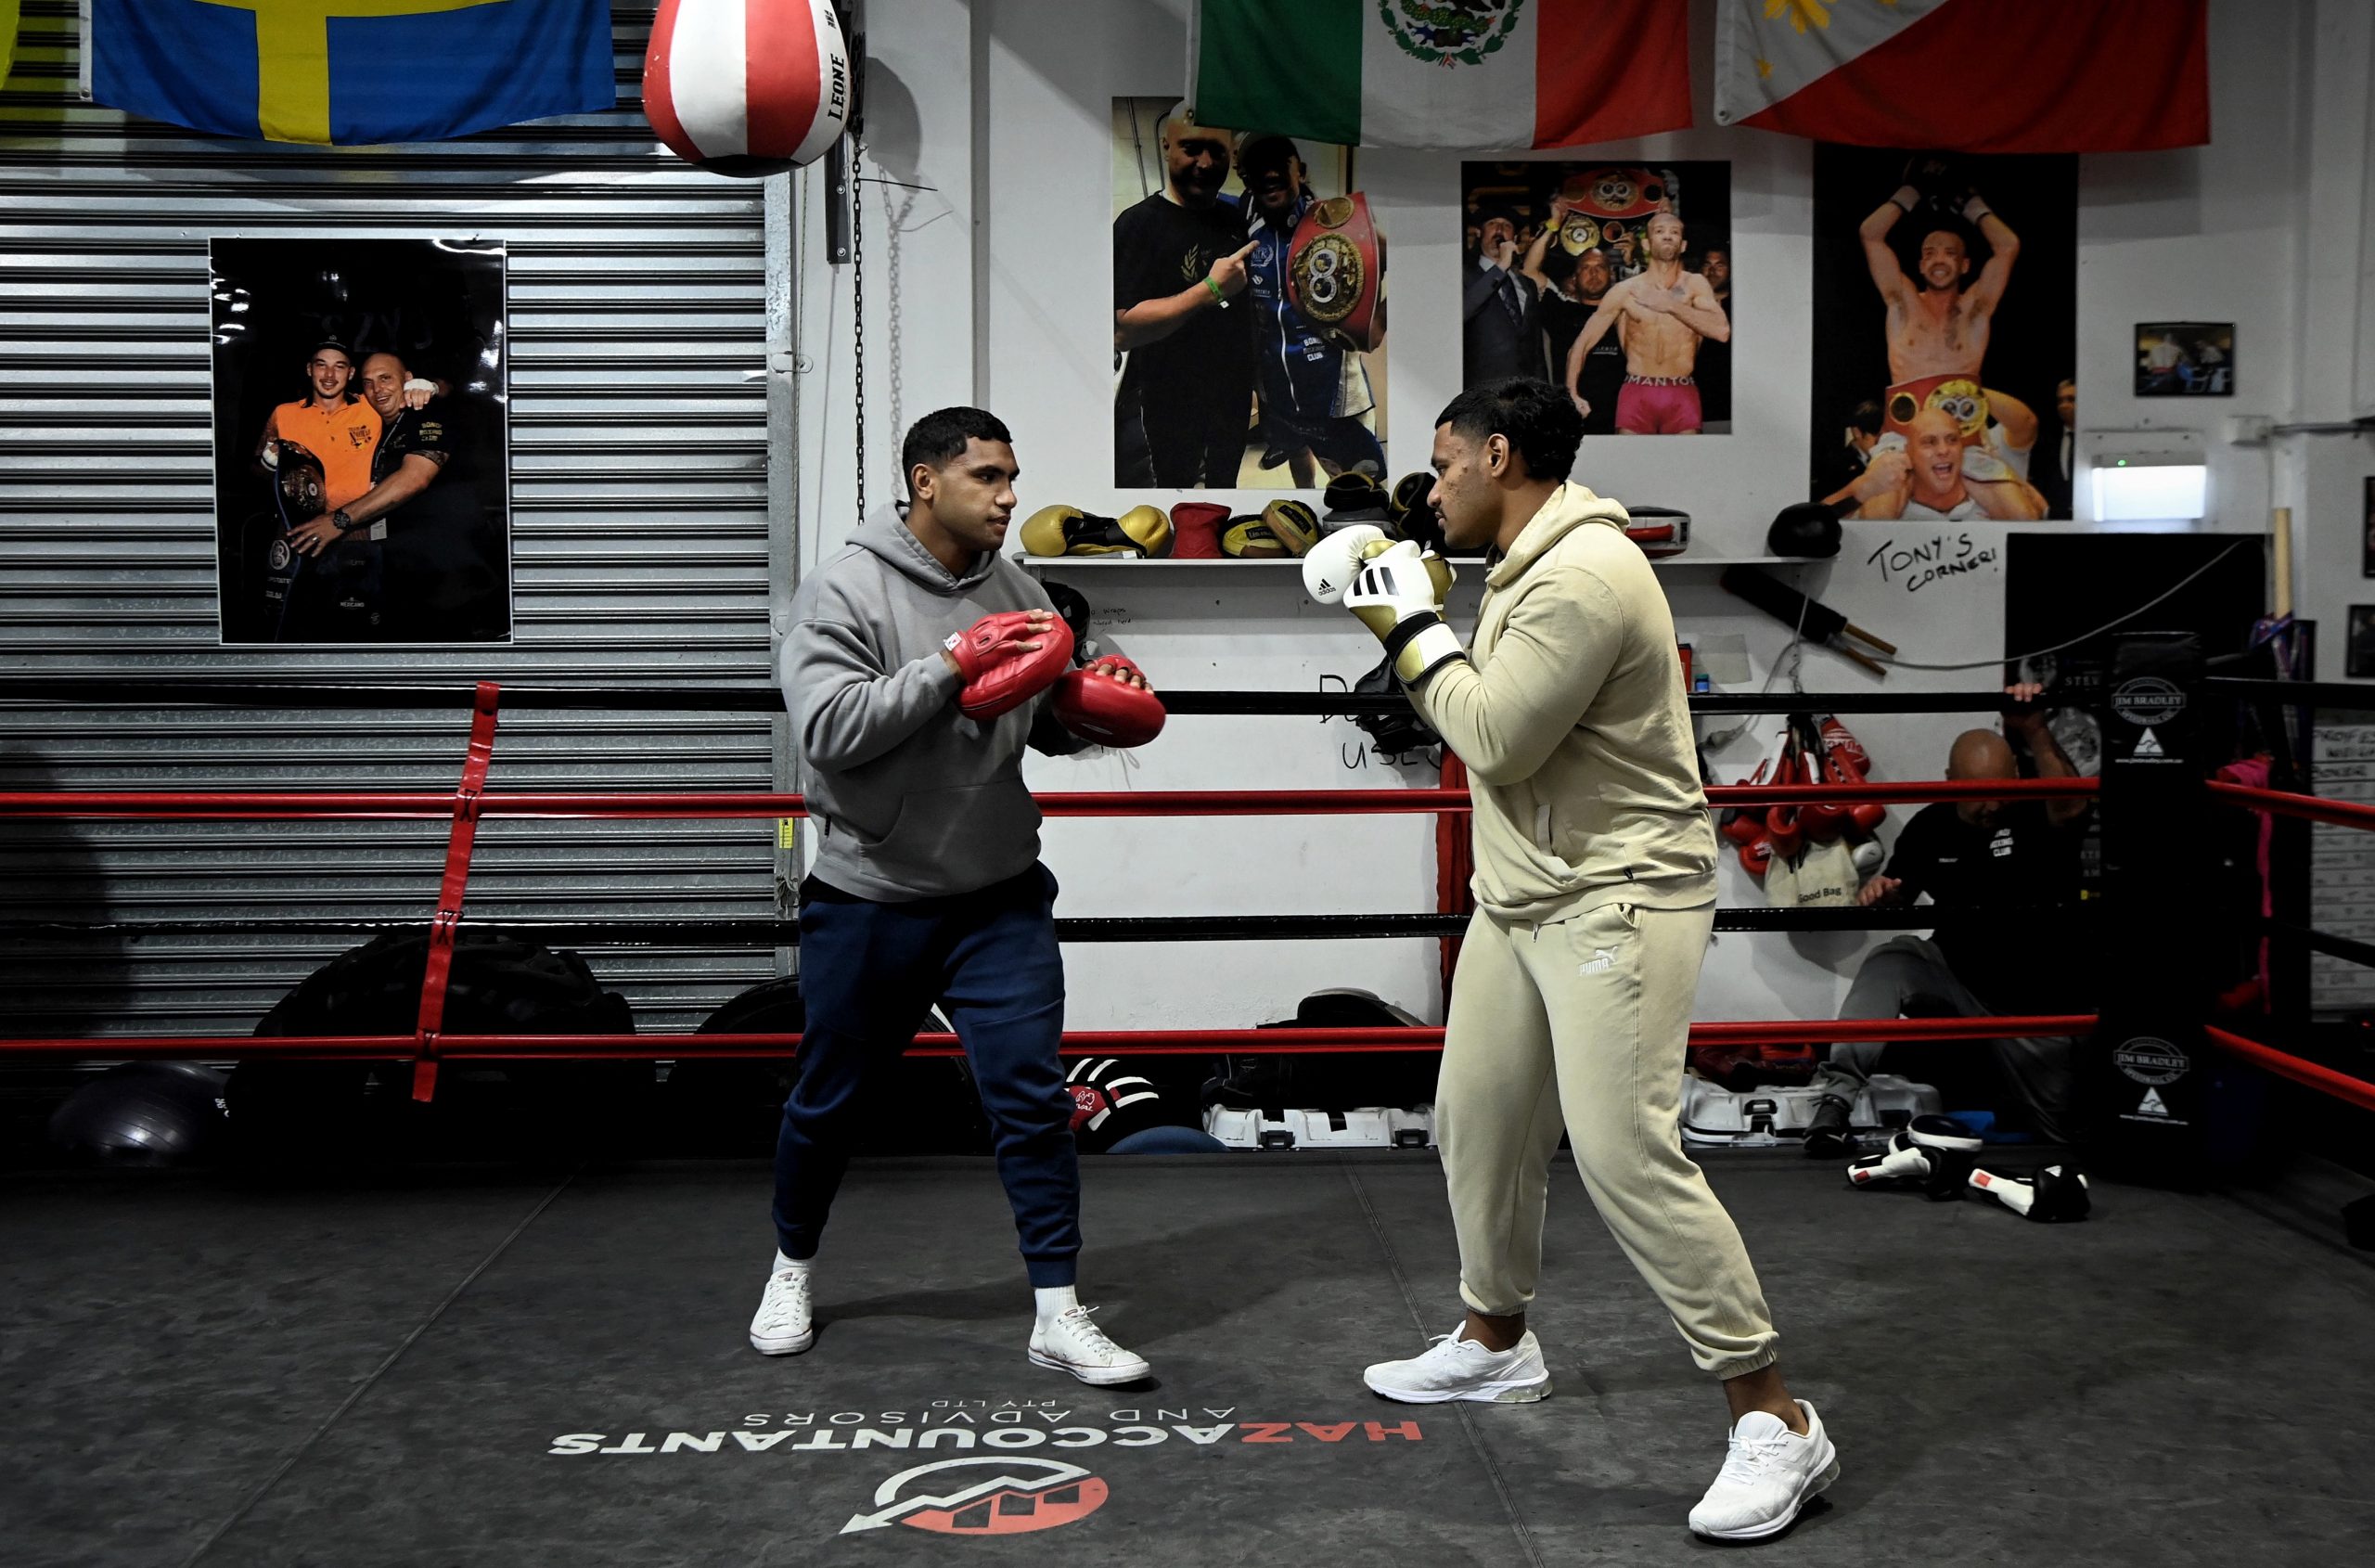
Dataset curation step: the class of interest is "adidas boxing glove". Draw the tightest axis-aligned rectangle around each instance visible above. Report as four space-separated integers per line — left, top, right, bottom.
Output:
1302 523 1391 605
1343 540 1462 686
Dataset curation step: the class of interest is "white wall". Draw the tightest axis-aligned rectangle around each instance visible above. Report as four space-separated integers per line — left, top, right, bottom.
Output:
788 0 2339 1033
2282 0 2375 680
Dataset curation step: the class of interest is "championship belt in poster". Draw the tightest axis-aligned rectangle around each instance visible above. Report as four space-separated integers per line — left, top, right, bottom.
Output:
262 440 327 641
1558 165 1672 222
1878 373 2016 483
1288 192 1386 353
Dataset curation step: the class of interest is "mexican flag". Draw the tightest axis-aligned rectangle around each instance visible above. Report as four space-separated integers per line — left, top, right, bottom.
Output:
1713 0 2209 153
1189 0 1690 152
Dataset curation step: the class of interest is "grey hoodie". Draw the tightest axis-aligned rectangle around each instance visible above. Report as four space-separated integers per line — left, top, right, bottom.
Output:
780 510 1066 902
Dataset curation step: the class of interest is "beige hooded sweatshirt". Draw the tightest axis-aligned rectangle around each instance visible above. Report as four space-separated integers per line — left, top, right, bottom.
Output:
1408 482 1717 923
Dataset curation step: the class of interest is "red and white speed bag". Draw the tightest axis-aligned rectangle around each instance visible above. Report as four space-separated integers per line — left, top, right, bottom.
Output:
645 0 854 178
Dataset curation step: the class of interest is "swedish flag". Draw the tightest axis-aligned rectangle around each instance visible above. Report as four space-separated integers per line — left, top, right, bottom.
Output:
85 0 612 146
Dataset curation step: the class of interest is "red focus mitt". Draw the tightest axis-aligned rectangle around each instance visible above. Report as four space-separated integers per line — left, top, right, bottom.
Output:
945 610 1074 721
1053 655 1166 748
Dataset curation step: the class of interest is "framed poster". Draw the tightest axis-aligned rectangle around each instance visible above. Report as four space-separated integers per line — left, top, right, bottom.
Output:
2362 478 2375 578
2350 606 2375 680
210 238 511 645
1459 161 1732 437
2136 322 2234 397
1810 148 2075 521
1111 98 1385 491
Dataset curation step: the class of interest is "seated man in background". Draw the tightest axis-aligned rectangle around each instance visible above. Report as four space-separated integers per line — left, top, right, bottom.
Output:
1804 684 2090 1156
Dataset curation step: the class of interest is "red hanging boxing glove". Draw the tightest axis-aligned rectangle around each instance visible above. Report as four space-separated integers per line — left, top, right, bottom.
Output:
1053 655 1166 748
1820 713 1889 834
1721 725 1790 846
1799 715 1852 843
1740 835 1774 879
1764 736 1805 862
945 610 1074 721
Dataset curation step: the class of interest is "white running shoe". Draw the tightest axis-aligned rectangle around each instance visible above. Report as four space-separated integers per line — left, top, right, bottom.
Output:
749 1262 815 1356
1362 1327 1551 1404
1688 1400 1841 1541
1028 1305 1152 1386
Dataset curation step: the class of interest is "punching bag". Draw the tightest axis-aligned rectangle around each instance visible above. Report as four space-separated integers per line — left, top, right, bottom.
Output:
645 0 855 177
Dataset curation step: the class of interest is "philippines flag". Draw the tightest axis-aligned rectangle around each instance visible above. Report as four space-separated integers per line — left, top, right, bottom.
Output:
1714 0 2209 154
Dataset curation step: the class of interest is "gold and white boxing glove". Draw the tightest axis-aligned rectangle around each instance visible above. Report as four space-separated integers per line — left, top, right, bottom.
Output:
1301 523 1391 605
1342 540 1462 687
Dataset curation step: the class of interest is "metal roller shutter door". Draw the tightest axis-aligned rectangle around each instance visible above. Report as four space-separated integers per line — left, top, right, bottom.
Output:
0 4 789 1039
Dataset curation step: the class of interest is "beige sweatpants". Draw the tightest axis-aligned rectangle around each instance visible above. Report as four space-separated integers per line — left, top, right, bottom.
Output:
1435 898 1780 1378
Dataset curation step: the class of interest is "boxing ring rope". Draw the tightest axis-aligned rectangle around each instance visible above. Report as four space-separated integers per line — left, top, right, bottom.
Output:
0 1019 2104 1063
0 677 2365 1125
0 677 2034 717
2204 779 2375 834
2205 1026 2375 1116
0 778 2098 823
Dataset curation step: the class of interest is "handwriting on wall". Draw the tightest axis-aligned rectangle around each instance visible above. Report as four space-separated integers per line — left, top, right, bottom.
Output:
1865 530 2002 595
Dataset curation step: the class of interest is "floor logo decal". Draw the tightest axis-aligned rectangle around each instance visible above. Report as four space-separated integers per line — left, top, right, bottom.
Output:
841 1457 1108 1536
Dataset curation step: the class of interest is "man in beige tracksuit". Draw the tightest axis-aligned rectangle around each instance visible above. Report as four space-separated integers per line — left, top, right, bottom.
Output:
1306 378 1841 1543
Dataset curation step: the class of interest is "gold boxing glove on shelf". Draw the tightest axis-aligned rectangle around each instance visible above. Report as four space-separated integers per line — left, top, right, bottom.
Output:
1019 503 1175 558
1259 498 1322 557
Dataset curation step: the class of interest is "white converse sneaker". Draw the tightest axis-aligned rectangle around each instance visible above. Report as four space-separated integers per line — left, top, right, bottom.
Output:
1688 1400 1840 1541
1362 1326 1551 1404
1028 1304 1151 1386
749 1261 815 1356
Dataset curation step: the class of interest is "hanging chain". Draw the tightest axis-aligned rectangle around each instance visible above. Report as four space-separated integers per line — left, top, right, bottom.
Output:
849 137 867 527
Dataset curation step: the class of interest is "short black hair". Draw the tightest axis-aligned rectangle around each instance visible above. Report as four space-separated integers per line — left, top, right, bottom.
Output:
902 406 1013 495
1849 399 1884 436
1435 379 1581 483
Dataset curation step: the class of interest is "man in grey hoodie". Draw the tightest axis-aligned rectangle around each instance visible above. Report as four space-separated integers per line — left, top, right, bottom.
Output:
753 406 1158 1387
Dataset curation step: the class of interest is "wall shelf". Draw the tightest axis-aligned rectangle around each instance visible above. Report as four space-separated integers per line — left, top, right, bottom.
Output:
1008 553 1828 571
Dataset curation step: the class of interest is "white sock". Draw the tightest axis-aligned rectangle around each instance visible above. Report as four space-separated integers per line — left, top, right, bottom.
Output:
1034 1285 1079 1323
774 1252 812 1277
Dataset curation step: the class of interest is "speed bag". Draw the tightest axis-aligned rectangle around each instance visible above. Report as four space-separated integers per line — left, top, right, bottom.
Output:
645 0 855 177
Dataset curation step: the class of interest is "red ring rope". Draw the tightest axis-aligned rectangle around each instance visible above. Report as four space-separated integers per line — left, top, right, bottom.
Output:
2207 779 2375 833
2205 1025 2375 1113
0 777 2098 822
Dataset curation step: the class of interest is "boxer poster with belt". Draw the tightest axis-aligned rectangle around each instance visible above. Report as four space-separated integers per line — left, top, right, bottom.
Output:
1111 97 1387 491
1456 161 1732 438
1809 148 2076 521
209 238 512 645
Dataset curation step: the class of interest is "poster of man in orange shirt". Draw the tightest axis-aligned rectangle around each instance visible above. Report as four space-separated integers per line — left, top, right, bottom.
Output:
211 239 511 645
